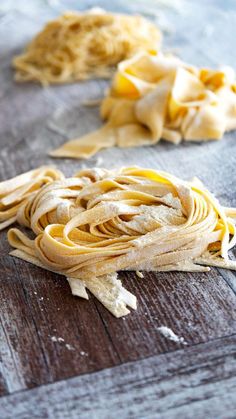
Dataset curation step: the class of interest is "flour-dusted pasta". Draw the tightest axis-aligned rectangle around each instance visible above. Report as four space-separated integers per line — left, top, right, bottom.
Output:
13 10 161 85
0 166 64 231
51 52 236 158
1 166 236 317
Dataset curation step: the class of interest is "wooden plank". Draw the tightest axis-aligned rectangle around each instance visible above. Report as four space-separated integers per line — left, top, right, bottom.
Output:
0 255 120 395
0 335 236 419
0 0 236 400
0 254 235 396
94 269 236 362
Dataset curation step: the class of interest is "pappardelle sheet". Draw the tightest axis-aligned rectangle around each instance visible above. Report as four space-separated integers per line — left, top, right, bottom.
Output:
51 52 236 159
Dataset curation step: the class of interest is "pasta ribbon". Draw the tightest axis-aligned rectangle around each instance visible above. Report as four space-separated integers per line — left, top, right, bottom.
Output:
0 166 64 231
51 53 236 158
1 166 235 317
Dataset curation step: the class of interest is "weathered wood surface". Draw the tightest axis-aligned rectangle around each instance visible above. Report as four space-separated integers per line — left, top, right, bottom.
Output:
0 0 236 416
1 335 236 419
1 255 236 397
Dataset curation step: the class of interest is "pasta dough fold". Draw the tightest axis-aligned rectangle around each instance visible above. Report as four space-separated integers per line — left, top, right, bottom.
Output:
51 53 236 159
1 165 236 317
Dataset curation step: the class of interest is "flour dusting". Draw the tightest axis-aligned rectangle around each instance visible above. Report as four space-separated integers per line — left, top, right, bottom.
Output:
50 335 74 350
65 343 75 351
157 326 187 345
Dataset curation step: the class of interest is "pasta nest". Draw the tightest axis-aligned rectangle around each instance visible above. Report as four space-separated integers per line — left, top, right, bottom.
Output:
1 166 236 317
13 10 161 84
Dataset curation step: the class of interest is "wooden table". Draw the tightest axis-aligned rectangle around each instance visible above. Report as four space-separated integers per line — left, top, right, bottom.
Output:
0 0 236 417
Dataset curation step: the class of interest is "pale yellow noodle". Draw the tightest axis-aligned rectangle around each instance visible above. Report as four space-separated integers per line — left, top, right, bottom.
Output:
13 11 161 85
0 166 235 317
51 52 236 159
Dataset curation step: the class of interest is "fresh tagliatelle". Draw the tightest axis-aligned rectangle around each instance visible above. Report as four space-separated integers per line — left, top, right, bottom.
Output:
0 166 64 230
51 52 236 159
13 10 161 84
1 165 236 317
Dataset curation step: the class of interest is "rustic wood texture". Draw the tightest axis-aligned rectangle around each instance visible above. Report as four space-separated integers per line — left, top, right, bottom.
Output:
1 256 236 397
0 335 236 419
0 0 236 416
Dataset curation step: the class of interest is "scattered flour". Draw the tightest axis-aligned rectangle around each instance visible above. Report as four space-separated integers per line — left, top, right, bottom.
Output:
157 326 187 345
94 156 104 167
50 336 76 351
80 351 88 356
65 344 75 351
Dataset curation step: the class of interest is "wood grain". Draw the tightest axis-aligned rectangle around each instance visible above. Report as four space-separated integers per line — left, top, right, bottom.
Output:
0 0 236 412
94 270 236 361
0 255 120 395
1 256 236 396
0 335 236 419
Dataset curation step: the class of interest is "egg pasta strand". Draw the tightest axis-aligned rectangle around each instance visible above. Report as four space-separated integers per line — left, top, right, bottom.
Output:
0 166 235 317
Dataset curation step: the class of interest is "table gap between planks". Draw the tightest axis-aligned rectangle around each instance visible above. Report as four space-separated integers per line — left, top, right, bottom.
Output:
0 0 236 417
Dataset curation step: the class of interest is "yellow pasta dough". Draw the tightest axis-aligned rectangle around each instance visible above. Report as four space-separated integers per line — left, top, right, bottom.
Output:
51 52 236 159
13 10 161 84
1 165 236 317
0 166 64 231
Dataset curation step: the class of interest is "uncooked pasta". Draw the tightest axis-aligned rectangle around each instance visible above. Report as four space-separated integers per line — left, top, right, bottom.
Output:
51 52 236 159
1 165 235 317
0 166 64 230
13 10 161 84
